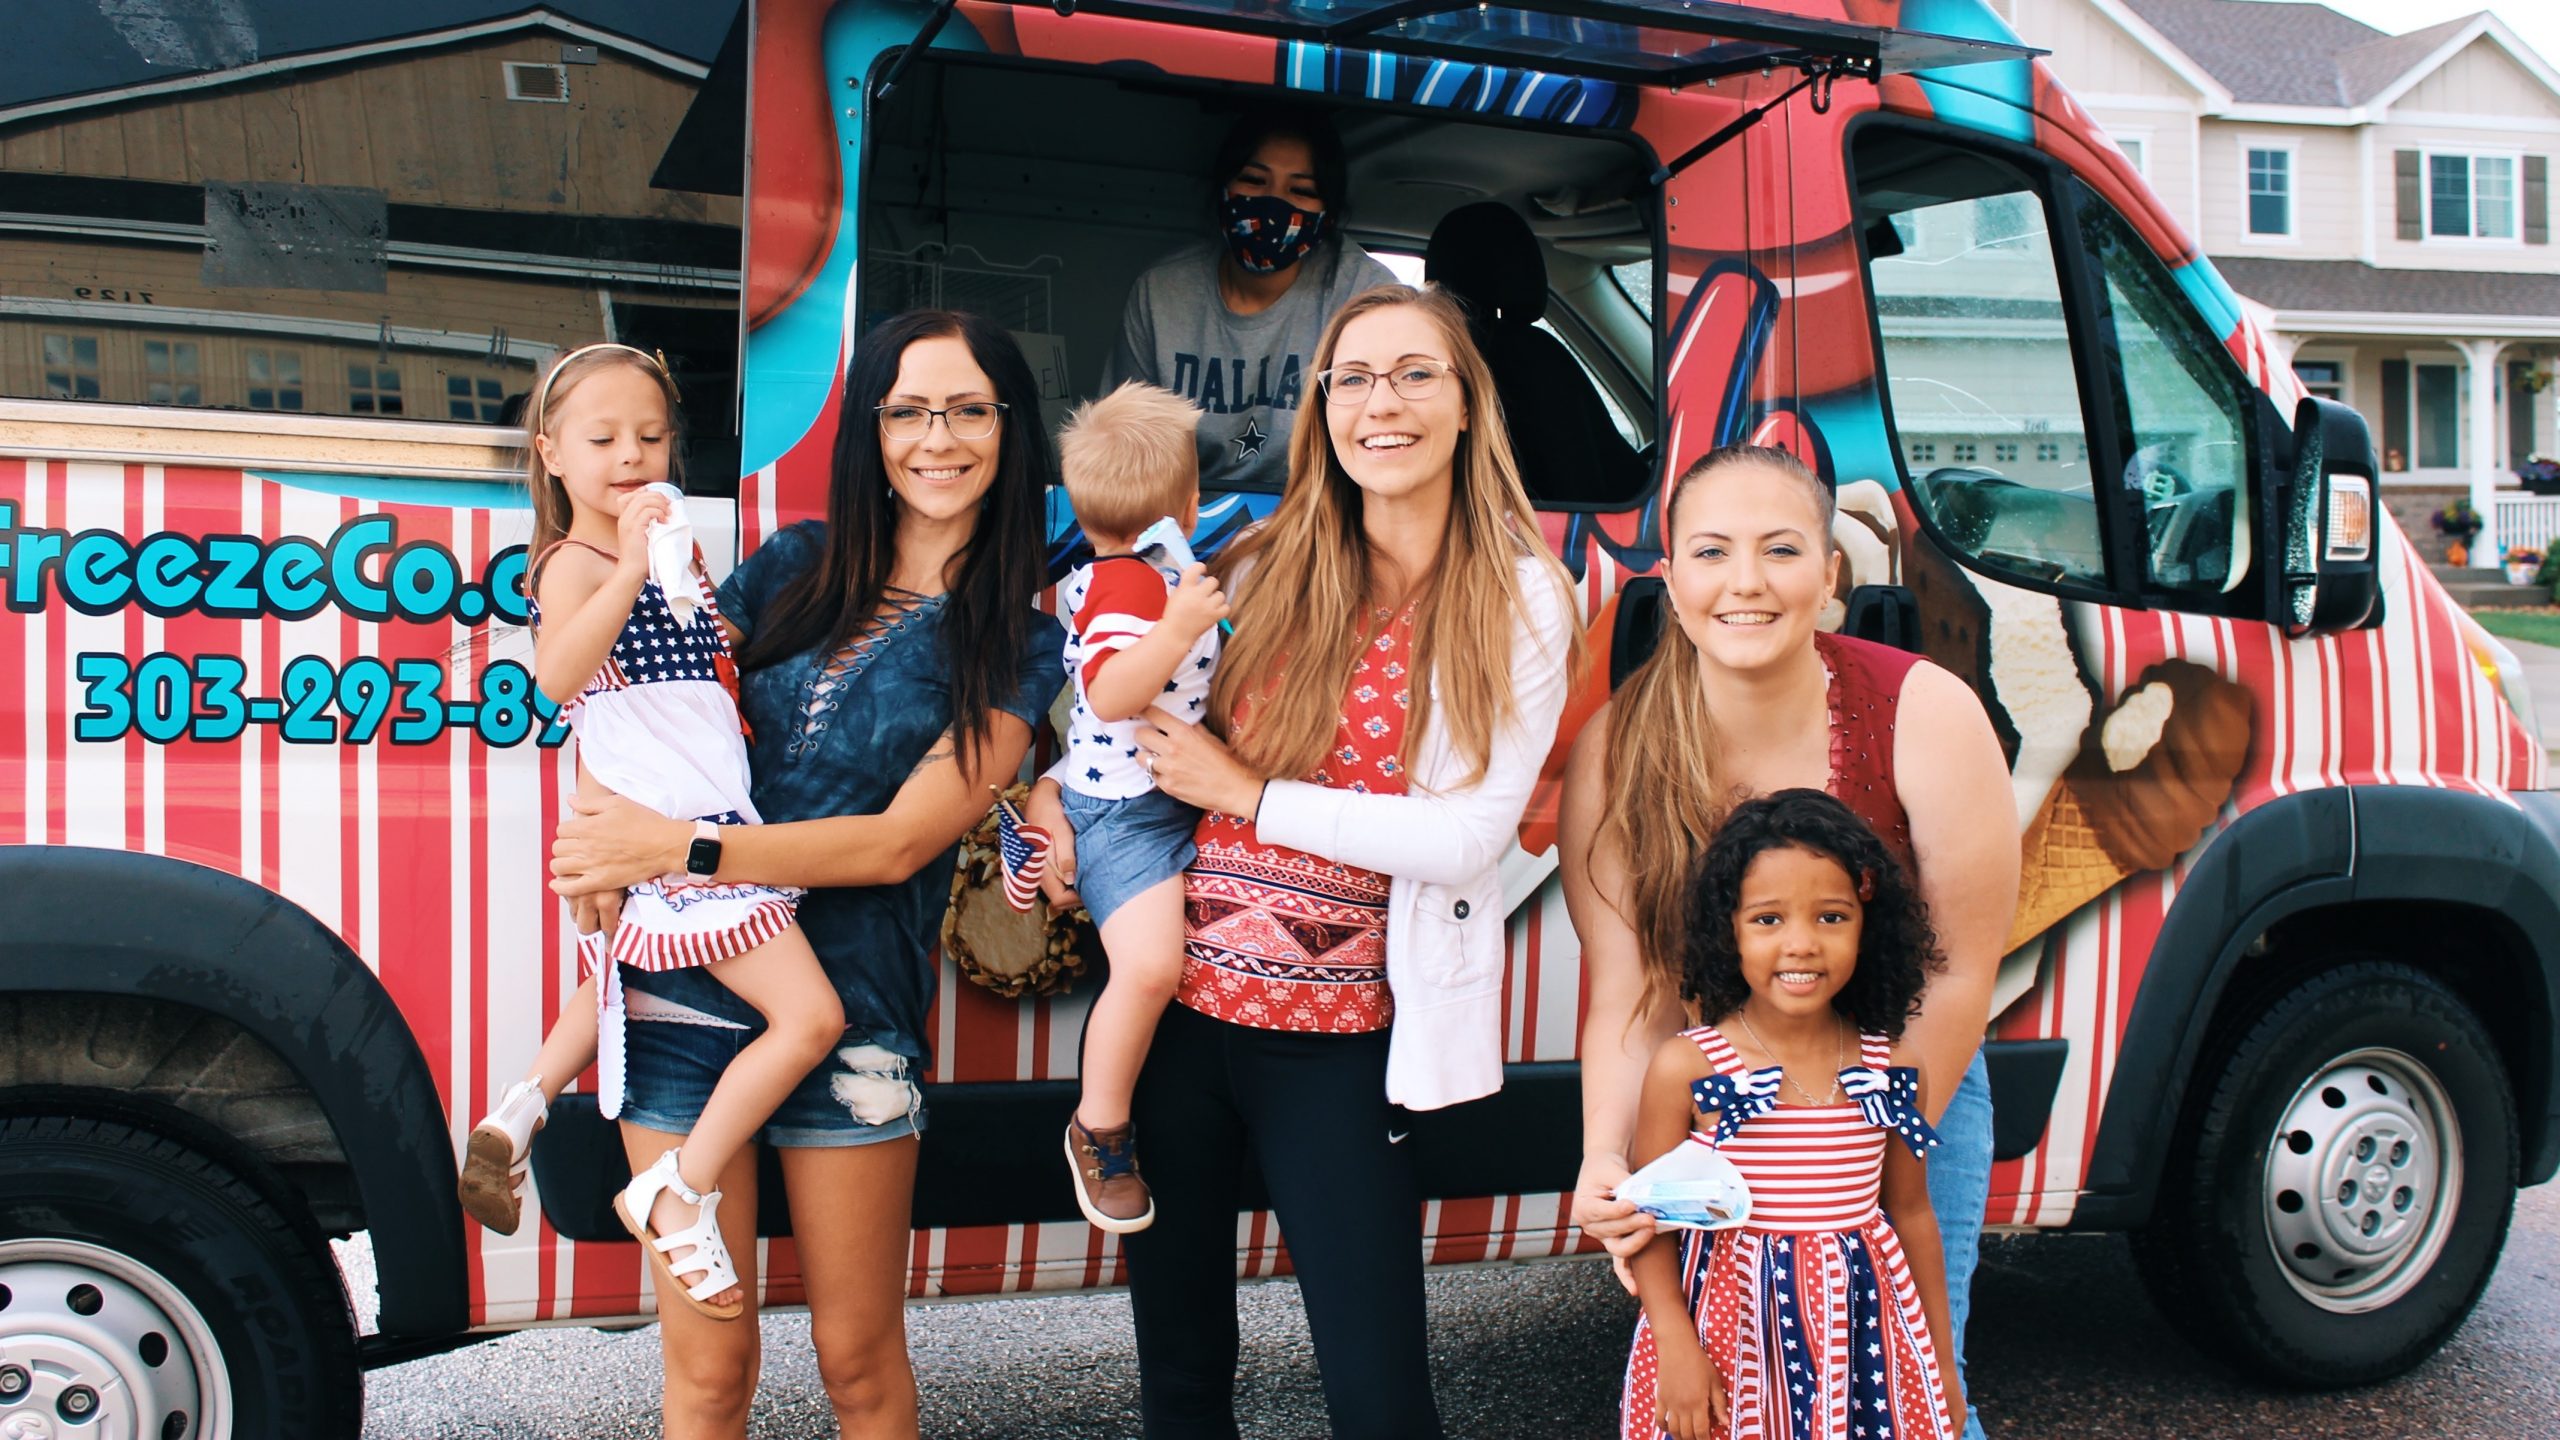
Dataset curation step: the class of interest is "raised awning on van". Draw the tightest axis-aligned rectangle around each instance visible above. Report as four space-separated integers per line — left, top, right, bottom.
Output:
989 0 2040 87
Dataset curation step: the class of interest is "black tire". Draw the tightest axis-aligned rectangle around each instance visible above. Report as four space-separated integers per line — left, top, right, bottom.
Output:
0 1113 363 1437
2130 962 2517 1387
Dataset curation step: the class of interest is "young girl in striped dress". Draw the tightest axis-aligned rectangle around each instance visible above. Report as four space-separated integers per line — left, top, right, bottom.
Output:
1621 788 1962 1440
455 343 842 1322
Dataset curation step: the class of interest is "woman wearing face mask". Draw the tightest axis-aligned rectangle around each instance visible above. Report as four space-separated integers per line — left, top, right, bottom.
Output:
1104 106 1396 493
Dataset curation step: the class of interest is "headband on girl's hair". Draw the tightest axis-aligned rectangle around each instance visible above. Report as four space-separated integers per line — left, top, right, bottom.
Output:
529 342 675 427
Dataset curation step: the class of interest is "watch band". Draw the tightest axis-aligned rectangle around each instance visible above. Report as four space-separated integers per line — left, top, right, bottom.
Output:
685 819 722 877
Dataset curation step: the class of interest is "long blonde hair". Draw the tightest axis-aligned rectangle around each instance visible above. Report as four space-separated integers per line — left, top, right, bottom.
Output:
1599 444 1835 1016
523 343 684 564
1210 284 1580 785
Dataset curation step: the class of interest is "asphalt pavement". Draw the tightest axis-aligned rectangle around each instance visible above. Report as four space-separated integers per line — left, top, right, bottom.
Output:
365 1179 2560 1438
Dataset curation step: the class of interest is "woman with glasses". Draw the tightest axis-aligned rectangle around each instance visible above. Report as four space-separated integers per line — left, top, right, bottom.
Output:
547 309 1064 1439
1103 105 1395 493
1048 284 1579 1437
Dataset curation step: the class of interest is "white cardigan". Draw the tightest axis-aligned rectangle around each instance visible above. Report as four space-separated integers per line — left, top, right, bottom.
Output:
1252 554 1577 1111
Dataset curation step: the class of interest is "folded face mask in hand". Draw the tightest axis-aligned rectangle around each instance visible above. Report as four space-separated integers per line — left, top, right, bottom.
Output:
641 481 706 627
1617 1138 1753 1232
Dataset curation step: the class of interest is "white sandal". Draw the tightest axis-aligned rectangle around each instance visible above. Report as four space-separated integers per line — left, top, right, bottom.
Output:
615 1149 746 1321
459 1079 547 1235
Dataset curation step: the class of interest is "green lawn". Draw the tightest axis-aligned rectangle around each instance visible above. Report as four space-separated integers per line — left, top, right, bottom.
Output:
2469 608 2560 650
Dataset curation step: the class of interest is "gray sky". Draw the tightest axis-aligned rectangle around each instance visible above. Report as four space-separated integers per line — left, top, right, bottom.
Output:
2316 1 2560 72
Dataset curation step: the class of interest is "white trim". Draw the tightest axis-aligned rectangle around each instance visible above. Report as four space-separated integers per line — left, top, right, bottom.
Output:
2238 135 2302 242
2367 15 2560 117
2078 0 2231 109
2271 309 2560 342
2107 126 2154 180
0 296 559 365
2359 125 2378 264
2221 103 2366 126
0 11 707 128
2075 92 2202 114
0 211 741 291
2386 110 2560 136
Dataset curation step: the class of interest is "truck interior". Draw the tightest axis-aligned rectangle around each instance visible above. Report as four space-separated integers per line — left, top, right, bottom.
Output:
859 51 1664 509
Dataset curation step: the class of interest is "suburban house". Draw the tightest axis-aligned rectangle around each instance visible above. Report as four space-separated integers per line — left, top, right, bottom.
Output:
2003 0 2560 567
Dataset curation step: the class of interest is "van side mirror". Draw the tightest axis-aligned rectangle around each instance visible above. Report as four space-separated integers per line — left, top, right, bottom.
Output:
2281 395 2381 636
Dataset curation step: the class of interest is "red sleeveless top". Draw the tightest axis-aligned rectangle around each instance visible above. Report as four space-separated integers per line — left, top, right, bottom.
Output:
1815 630 1921 876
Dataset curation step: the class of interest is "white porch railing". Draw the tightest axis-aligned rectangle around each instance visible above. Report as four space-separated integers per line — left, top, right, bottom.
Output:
2492 493 2560 559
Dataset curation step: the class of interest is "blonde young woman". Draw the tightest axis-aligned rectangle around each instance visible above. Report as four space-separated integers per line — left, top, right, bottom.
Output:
1032 284 1579 1438
1558 445 2016 1440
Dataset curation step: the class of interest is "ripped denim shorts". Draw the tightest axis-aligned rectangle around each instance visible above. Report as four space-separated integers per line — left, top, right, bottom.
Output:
616 989 925 1148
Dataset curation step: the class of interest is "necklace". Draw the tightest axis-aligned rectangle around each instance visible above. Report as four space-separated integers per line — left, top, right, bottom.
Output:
1734 1012 1848 1107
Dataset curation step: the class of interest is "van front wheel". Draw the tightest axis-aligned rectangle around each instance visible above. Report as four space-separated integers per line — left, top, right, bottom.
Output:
2131 962 2516 1386
0 1112 363 1438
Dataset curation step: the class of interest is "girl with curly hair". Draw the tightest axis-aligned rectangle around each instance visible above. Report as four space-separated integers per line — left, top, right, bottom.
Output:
1620 789 1961 1440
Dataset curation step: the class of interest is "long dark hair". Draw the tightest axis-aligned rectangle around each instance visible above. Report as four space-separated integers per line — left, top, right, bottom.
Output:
738 309 1047 757
1680 789 1942 1039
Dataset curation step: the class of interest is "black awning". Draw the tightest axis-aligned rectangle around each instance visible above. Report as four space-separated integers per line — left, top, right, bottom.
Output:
980 0 2039 88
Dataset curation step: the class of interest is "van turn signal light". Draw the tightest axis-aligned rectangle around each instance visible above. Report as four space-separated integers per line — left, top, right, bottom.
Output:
2326 476 2373 562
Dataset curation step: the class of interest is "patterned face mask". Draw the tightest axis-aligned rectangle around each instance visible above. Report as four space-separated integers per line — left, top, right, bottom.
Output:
1219 192 1331 275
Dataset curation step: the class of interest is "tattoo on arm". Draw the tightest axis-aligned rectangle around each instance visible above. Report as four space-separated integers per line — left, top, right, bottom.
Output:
905 743 957 781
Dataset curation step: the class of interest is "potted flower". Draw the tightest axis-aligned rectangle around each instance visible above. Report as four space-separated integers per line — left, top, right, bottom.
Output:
2520 456 2560 496
2435 498 2484 565
2507 545 2544 586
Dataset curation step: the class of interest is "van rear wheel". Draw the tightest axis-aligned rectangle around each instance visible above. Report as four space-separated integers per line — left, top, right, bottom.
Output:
0 1112 362 1438
2130 962 2516 1386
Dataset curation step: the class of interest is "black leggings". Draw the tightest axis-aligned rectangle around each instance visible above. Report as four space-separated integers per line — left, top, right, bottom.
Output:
1123 1003 1446 1440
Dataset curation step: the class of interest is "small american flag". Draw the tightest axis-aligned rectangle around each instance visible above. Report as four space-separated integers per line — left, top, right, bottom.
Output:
994 796 1051 912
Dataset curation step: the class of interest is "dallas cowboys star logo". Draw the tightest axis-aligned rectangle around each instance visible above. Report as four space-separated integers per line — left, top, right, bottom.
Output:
1232 418 1269 461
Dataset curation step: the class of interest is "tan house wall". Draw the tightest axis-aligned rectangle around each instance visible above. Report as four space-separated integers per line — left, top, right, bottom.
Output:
0 35 736 227
2367 122 2559 274
2395 38 2560 121
2014 0 2203 101
2200 123 2360 259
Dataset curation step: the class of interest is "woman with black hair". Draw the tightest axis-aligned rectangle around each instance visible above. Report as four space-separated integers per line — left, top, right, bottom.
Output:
1618 788 1963 1440
548 309 1065 1439
1103 105 1396 491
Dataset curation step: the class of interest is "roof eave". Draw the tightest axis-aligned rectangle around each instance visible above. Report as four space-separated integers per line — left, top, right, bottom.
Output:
2084 0 2233 112
2367 13 2560 117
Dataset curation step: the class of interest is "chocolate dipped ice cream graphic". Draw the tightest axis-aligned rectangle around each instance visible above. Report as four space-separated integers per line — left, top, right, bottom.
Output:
2007 659 2254 950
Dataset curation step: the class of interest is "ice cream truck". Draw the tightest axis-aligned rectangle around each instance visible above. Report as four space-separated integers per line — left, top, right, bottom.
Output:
6 0 2559 1433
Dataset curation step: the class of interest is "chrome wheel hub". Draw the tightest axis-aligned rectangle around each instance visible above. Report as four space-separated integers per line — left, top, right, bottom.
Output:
2262 1048 2461 1313
0 1241 228 1440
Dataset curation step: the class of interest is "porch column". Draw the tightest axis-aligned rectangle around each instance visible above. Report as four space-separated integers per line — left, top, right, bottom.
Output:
2459 337 2507 567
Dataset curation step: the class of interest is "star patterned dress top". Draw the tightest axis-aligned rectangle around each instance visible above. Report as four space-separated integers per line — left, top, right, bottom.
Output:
1057 554 1219 799
1621 1025 1952 1440
528 539 802 1118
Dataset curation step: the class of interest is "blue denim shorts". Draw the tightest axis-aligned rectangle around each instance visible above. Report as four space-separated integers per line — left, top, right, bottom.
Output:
1059 785 1199 929
617 1010 924 1149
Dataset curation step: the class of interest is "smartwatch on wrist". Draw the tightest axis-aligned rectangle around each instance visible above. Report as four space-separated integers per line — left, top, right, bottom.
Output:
686 819 722 877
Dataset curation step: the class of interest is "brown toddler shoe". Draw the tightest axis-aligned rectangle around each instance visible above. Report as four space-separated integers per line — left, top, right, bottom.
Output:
1064 1116 1156 1234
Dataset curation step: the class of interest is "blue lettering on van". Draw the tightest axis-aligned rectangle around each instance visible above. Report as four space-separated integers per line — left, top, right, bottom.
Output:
0 502 527 626
71 651 568 749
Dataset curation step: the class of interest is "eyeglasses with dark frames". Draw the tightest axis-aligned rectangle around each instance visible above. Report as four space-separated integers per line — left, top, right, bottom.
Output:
874 401 1010 441
1316 359 1456 406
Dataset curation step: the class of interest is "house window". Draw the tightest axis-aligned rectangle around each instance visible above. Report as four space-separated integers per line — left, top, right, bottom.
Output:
2429 153 2517 240
447 374 507 422
1952 442 1978 463
40 332 102 399
2112 134 2147 176
2247 148 2292 236
2294 360 2344 402
2037 441 2061 462
246 347 305 411
1910 441 1937 464
143 339 203 406
1995 442 2019 463
2415 362 2460 467
348 363 404 416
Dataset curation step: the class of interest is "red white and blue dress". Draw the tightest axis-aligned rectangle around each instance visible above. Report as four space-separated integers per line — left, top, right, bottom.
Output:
1621 1025 1952 1440
530 539 801 1118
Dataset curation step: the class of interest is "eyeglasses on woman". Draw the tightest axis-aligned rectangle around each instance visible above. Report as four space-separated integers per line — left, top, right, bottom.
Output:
1316 360 1455 406
875 401 1010 441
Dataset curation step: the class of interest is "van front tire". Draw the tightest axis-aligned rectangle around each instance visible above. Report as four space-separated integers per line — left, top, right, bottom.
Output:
2130 962 2516 1386
0 1112 363 1438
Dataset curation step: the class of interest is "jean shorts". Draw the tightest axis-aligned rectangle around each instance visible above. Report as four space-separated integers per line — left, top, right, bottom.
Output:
617 1008 924 1149
1059 785 1199 929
